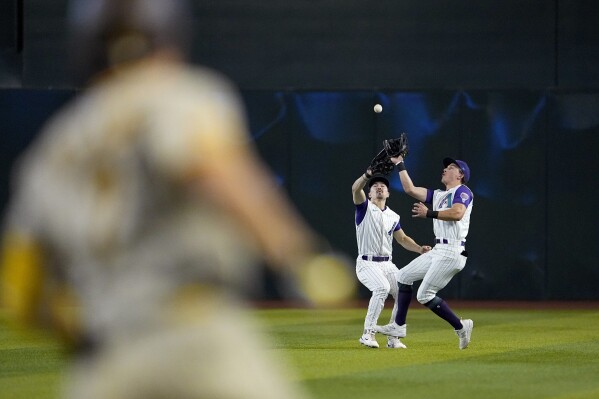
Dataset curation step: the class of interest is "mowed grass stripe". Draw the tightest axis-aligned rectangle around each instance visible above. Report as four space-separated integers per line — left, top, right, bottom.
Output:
302 348 599 399
2 307 598 399
257 307 599 399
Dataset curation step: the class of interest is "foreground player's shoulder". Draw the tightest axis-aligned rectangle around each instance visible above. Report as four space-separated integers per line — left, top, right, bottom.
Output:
22 92 91 169
184 65 241 102
145 65 250 179
182 66 248 139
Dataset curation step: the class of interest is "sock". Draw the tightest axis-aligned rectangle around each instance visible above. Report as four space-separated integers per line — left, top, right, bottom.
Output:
394 284 412 325
427 298 462 330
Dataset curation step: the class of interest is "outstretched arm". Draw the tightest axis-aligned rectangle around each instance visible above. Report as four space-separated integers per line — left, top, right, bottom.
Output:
393 228 432 254
193 140 319 269
351 168 371 205
389 155 428 202
191 136 356 306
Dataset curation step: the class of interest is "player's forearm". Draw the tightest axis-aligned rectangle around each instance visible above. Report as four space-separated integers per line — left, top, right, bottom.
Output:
351 172 369 192
427 205 465 222
398 169 415 193
198 149 318 269
398 235 425 254
351 173 369 203
434 210 458 221
232 169 316 266
397 164 427 202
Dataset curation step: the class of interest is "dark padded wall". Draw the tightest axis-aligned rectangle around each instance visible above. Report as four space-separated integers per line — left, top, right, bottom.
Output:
547 93 599 299
2 1 599 90
558 0 599 87
6 0 598 90
0 89 75 208
0 0 21 87
193 1 555 89
22 0 69 87
0 1 17 51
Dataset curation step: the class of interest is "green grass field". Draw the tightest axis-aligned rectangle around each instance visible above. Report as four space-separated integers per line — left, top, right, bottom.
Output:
2 306 599 399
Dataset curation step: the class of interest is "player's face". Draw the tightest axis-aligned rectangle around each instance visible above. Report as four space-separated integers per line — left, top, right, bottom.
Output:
441 163 463 184
369 182 389 200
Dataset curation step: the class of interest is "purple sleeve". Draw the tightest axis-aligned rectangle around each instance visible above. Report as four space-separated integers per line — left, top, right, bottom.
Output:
355 200 368 225
454 185 473 207
394 219 402 231
425 189 434 204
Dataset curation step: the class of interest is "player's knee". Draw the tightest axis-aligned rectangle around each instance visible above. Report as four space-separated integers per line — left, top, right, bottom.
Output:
372 286 389 299
421 296 442 308
396 270 411 285
417 292 437 305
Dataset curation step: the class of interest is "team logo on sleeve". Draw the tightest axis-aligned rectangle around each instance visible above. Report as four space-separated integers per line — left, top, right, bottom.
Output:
460 192 470 202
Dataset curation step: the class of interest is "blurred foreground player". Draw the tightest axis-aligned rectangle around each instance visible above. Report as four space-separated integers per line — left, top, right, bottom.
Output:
1 1 353 398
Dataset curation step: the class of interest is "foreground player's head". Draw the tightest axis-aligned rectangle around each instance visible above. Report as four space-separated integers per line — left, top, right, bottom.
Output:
67 0 193 84
367 175 390 200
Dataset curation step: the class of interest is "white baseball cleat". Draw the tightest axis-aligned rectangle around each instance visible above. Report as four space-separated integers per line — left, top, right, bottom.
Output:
387 336 407 349
374 322 406 338
359 329 379 348
456 319 473 349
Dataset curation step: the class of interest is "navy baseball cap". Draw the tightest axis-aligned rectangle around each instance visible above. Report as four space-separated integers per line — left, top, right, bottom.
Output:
443 157 470 183
368 175 390 189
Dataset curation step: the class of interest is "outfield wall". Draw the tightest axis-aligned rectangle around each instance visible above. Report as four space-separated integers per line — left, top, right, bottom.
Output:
1 88 597 301
1 0 598 300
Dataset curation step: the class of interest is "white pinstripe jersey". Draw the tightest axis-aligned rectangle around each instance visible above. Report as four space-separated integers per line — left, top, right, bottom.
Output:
425 185 473 242
355 200 401 257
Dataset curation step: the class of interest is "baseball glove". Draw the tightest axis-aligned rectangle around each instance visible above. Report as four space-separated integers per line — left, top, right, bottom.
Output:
384 132 409 159
368 149 395 176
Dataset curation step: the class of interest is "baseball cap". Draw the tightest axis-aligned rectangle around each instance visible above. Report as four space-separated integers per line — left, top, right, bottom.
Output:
443 157 470 183
368 175 390 189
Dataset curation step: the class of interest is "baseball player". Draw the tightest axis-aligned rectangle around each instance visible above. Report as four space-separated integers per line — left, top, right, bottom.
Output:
352 169 431 349
0 1 352 398
375 155 474 349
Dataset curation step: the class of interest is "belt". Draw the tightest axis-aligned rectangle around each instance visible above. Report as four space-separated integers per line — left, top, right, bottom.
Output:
436 238 465 246
361 255 390 262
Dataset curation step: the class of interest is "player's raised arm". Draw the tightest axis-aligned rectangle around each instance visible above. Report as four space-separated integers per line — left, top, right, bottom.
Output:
351 168 370 205
390 155 428 202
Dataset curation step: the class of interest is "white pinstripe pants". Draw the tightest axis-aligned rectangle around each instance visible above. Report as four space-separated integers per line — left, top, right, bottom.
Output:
396 245 467 304
356 258 399 330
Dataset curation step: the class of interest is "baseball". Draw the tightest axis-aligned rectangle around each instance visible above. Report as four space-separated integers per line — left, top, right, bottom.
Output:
373 104 383 113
